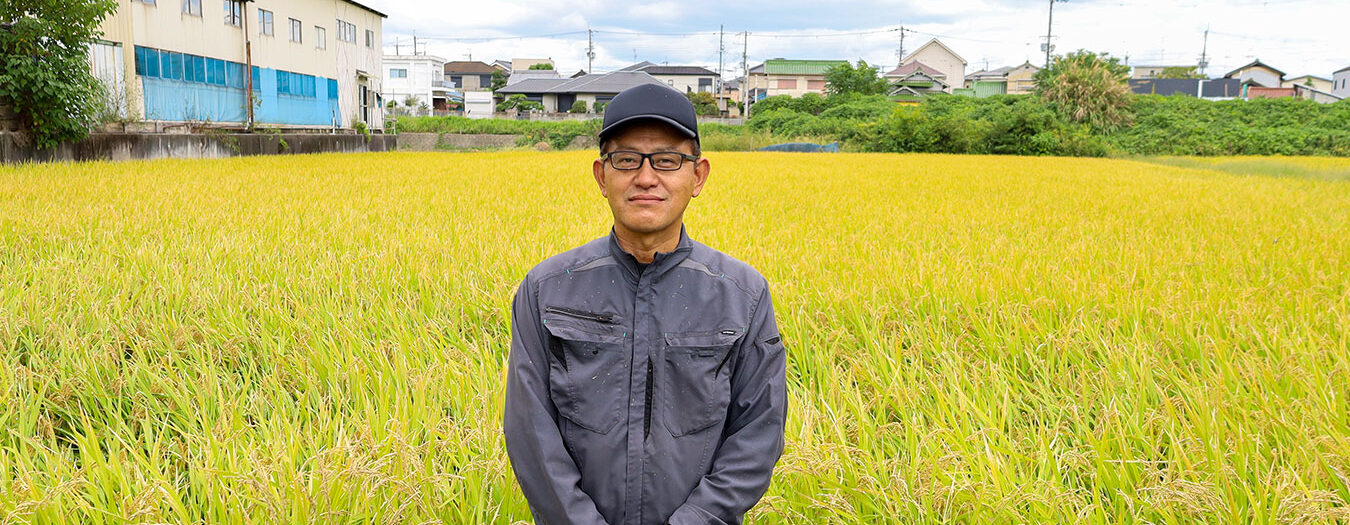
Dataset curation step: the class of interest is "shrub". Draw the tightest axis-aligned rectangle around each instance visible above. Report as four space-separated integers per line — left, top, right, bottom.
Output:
569 100 588 113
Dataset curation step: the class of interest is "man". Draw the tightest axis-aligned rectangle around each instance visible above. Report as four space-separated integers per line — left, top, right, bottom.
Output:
503 83 788 525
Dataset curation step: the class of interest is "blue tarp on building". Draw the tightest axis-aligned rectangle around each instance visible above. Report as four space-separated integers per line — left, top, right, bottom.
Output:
134 45 340 126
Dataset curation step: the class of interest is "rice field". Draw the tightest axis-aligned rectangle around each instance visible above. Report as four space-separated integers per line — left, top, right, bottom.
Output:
1 151 1349 524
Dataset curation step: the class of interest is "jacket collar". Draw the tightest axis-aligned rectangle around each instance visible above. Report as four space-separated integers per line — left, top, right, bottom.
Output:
608 225 694 284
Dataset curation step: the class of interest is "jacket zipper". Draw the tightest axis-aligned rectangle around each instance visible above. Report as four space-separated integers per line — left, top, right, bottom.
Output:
643 360 654 439
544 305 616 324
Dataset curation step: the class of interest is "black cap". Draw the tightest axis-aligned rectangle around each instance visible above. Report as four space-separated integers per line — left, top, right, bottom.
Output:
598 83 699 144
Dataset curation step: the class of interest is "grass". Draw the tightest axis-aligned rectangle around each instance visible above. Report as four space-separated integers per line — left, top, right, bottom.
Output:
1 152 1349 523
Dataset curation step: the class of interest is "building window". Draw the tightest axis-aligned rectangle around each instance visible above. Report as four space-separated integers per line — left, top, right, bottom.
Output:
365 29 374 48
289 18 301 43
258 9 273 36
182 0 200 16
807 79 825 90
776 78 797 89
449 75 462 87
336 20 356 43
140 0 156 5
315 26 326 49
391 68 408 79
222 0 241 26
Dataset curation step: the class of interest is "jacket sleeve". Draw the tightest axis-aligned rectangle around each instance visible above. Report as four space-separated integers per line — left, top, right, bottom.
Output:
503 273 610 525
667 284 788 525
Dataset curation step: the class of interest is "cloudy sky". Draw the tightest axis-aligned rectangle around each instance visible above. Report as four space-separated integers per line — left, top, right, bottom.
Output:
364 0 1345 80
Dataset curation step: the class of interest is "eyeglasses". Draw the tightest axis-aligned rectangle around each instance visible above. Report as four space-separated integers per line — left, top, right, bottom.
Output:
600 151 699 171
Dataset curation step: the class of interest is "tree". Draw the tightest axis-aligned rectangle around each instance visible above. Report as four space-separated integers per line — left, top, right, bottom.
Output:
1034 50 1134 132
527 63 554 70
497 94 543 112
684 91 718 116
593 101 608 113
824 60 889 96
490 69 508 91
0 0 118 149
1157 66 1203 79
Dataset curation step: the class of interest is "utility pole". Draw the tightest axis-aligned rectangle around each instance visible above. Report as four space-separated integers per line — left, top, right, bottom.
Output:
413 34 418 55
1198 26 1210 76
741 31 748 119
243 0 254 129
718 25 724 94
587 29 595 74
1043 0 1054 68
896 26 906 66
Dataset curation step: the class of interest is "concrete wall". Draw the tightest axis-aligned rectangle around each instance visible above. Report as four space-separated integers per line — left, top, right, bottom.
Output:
1 132 393 164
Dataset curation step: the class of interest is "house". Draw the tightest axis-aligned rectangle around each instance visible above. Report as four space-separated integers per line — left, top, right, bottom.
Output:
1224 59 1284 88
1290 84 1342 104
716 77 742 118
1129 78 1241 99
744 58 849 103
495 70 666 113
511 58 554 72
92 0 386 129
491 59 512 72
443 61 497 91
887 71 948 102
885 61 947 84
1131 65 1198 79
1335 66 1350 98
1004 62 1040 94
506 69 562 85
960 61 1039 95
384 54 456 112
1284 75 1334 92
899 39 966 94
619 62 720 93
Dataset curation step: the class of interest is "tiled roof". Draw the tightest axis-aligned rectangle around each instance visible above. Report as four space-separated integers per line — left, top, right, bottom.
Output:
496 71 666 95
444 61 496 74
1224 59 1285 79
766 60 847 76
640 65 718 76
885 61 945 78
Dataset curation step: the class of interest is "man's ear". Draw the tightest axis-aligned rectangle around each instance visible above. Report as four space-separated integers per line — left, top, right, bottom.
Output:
593 157 607 197
690 156 711 198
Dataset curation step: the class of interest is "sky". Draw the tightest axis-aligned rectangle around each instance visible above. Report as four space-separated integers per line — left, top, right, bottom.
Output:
364 0 1347 80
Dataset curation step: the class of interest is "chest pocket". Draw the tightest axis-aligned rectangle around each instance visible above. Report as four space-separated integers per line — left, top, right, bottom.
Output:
661 329 743 437
542 311 629 435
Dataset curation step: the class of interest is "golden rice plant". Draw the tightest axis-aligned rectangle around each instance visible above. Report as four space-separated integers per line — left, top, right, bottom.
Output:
1 151 1348 524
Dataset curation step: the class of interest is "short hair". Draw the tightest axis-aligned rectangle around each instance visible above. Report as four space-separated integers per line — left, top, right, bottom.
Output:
599 121 701 157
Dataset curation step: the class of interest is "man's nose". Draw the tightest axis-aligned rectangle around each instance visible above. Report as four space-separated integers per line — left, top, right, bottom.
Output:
633 158 661 187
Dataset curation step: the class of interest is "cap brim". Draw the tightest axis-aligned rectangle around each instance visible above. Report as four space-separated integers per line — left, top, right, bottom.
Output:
598 115 698 141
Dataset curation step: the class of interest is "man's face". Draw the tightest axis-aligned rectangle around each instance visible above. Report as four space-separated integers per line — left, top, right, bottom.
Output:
592 121 711 237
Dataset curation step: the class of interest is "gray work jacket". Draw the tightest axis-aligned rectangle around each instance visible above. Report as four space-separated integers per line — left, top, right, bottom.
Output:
504 227 787 525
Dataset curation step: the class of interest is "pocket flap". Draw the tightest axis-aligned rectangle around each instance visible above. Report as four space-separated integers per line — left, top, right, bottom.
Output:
543 318 627 344
664 329 744 348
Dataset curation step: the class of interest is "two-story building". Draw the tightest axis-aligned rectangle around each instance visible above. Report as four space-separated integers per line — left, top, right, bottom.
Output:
92 0 386 129
619 62 719 93
898 39 965 94
383 53 455 112
443 61 497 91
744 58 849 103
1335 66 1350 99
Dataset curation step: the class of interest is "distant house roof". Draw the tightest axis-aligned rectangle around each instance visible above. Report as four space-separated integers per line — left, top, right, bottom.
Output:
1224 59 1285 79
902 38 967 66
1286 74 1330 83
748 63 765 75
619 61 657 71
885 61 945 79
444 61 496 74
1336 65 1350 74
496 70 666 95
492 60 512 71
893 71 949 89
570 69 588 78
641 65 718 76
762 59 849 76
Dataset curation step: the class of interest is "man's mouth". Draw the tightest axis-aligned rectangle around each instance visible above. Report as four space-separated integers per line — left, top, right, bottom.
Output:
629 194 665 203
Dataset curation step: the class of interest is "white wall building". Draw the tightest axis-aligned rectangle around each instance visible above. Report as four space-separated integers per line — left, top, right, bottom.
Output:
383 54 453 112
901 39 966 94
93 0 386 129
1333 66 1350 99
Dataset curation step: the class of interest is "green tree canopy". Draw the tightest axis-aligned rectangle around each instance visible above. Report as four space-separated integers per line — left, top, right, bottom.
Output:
527 63 554 70
0 0 117 149
684 91 718 116
1157 66 1203 79
490 69 508 91
824 60 889 96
